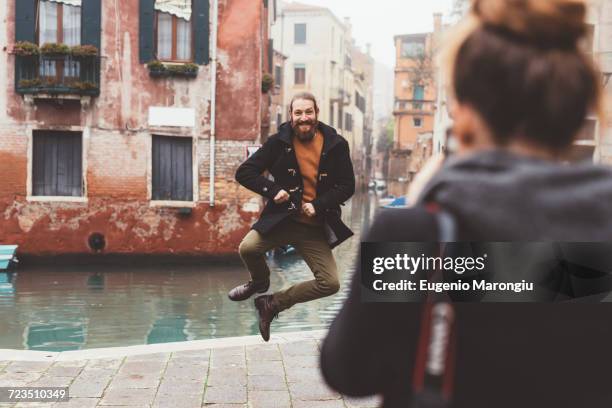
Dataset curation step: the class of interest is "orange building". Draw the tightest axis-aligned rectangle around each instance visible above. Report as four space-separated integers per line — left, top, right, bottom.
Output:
389 14 442 195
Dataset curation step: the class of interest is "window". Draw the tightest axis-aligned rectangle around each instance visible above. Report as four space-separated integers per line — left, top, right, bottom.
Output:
401 40 425 58
294 64 305 85
413 118 423 128
355 92 366 113
32 131 83 197
37 0 82 78
155 0 193 61
294 23 306 44
274 65 282 87
152 136 193 201
345 113 353 132
413 85 425 101
38 0 81 46
277 113 282 128
329 103 335 127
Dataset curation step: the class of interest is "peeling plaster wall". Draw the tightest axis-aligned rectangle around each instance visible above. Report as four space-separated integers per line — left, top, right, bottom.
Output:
0 0 266 256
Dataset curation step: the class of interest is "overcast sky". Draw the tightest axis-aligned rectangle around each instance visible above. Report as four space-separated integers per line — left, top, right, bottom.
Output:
293 0 455 67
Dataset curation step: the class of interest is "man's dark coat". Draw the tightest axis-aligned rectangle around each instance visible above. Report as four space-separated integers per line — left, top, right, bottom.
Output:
235 121 355 248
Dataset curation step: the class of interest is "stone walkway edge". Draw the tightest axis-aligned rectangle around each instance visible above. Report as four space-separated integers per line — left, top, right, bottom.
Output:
0 330 328 362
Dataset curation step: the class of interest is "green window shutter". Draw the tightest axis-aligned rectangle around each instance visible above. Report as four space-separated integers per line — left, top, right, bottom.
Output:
193 0 210 65
139 0 155 63
81 0 101 49
15 0 37 42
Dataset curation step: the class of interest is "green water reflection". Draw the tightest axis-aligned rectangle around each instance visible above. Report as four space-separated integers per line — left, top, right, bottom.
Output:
0 194 379 351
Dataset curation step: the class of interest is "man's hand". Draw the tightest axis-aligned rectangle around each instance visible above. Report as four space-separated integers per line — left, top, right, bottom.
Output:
274 190 290 204
302 203 316 217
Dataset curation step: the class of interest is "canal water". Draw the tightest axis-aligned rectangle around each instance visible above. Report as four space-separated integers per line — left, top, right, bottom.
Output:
0 194 381 351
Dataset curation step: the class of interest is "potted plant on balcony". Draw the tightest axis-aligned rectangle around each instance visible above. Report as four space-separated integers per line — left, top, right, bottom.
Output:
261 73 274 93
147 60 199 78
13 41 39 56
71 45 98 58
147 60 168 77
18 78 42 89
40 43 71 57
167 63 199 78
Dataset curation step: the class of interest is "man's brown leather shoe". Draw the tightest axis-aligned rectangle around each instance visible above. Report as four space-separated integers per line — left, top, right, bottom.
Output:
254 295 280 342
228 280 270 302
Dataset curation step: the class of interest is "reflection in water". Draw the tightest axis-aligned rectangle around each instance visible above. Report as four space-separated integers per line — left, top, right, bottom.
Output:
0 194 380 351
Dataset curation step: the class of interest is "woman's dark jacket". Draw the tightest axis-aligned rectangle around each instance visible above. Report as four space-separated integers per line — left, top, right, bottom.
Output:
321 150 612 408
235 122 355 248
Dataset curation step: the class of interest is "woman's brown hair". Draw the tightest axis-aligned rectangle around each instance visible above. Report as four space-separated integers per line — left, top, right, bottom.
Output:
445 0 604 152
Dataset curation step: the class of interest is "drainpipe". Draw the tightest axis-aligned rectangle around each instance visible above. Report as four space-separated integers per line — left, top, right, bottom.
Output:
209 0 219 207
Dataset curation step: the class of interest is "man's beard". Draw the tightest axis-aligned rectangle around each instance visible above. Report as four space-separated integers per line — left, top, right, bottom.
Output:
292 119 318 142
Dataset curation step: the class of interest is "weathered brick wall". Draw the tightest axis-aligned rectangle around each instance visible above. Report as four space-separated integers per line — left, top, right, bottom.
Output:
0 125 27 197
0 0 267 256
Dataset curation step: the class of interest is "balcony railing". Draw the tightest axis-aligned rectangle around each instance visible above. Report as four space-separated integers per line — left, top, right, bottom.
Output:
394 99 435 114
15 54 101 97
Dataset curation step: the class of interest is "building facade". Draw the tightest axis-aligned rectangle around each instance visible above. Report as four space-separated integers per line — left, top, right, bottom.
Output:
271 2 373 182
0 0 276 256
389 13 441 196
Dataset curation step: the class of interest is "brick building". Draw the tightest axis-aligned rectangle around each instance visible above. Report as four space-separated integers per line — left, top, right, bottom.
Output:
0 0 276 256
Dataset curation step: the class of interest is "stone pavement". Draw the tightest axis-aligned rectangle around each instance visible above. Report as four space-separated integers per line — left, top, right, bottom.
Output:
0 331 381 408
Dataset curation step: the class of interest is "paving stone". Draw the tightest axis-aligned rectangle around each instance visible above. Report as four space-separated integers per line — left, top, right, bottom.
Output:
247 375 288 391
283 355 319 369
85 359 123 370
124 353 170 362
153 393 203 408
284 367 325 384
210 354 245 369
245 345 281 362
279 341 319 357
289 381 341 401
246 361 284 376
156 379 204 396
117 361 165 374
28 375 74 387
200 405 245 408
46 365 84 378
74 368 115 381
3 362 53 374
211 347 245 358
0 372 43 386
163 363 208 381
168 355 210 366
206 368 246 387
292 400 346 408
108 372 162 389
248 390 291 408
13 403 52 407
68 377 112 398
98 387 156 406
203 386 247 404
172 349 211 359
345 395 383 408
52 397 99 407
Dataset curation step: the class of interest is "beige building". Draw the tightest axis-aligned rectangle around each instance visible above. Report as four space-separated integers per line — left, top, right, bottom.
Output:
271 2 374 181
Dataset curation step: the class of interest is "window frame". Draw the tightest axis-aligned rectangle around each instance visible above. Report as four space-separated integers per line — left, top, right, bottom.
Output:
154 10 195 63
151 134 195 204
413 117 423 128
294 23 307 45
29 129 86 202
294 64 306 85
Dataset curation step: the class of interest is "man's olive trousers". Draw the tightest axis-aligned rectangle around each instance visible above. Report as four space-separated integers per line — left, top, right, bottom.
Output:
238 218 340 312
